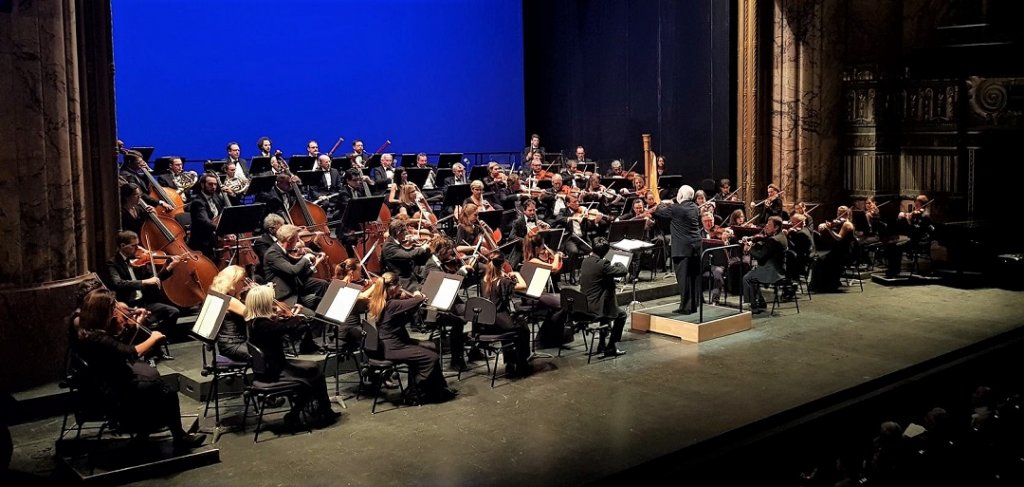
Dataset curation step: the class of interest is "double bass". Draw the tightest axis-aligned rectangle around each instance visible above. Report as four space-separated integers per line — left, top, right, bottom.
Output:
287 173 349 280
354 140 393 274
138 211 219 308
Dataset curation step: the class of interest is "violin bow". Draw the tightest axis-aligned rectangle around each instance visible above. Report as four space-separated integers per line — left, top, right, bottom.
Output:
143 234 161 290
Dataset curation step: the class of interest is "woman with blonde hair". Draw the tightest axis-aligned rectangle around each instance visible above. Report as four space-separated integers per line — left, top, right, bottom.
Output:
367 272 455 404
209 265 250 362
245 285 337 426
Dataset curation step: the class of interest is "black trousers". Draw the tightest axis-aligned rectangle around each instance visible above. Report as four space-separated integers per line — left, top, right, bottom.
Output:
482 312 530 369
600 308 627 349
383 339 446 395
297 277 329 310
673 255 700 313
118 362 187 438
280 359 331 412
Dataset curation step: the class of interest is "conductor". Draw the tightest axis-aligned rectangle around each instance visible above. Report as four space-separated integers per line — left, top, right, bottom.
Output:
654 185 702 314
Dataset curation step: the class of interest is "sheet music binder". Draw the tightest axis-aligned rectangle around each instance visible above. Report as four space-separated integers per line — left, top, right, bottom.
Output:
248 156 273 175
519 262 552 298
437 153 463 169
315 279 363 325
289 155 316 172
605 248 633 270
421 271 464 311
215 203 266 236
191 290 231 341
608 219 646 243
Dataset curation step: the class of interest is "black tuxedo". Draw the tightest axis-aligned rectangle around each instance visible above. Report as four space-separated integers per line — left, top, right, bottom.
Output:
579 254 628 350
316 168 342 194
443 176 468 188
255 186 296 221
226 157 248 177
253 233 276 278
188 191 231 259
103 253 180 331
743 232 788 310
120 169 162 207
370 166 395 194
262 244 327 308
382 238 430 290
655 201 702 313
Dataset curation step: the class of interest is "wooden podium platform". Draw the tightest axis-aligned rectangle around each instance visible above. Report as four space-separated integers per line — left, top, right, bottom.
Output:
630 303 752 343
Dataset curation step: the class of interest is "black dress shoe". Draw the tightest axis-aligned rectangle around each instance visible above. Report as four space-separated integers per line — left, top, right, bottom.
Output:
602 347 626 358
172 433 207 450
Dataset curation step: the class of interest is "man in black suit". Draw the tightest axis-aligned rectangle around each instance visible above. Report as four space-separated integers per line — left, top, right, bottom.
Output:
655 185 702 314
253 213 286 279
579 238 628 357
225 141 248 178
370 153 396 194
157 157 194 204
263 224 328 309
742 216 788 314
521 133 545 162
381 221 431 290
188 173 232 260
315 155 341 195
255 172 300 221
119 153 173 211
104 230 182 338
443 162 468 187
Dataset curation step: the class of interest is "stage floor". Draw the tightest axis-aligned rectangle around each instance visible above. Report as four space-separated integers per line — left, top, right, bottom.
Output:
7 280 1024 486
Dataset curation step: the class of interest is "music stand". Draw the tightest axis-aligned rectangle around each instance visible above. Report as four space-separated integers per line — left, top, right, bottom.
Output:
605 249 633 270
215 203 266 265
152 156 175 176
364 153 384 170
295 170 325 197
421 271 465 312
539 228 565 251
442 184 471 208
601 177 627 190
542 163 560 175
437 153 463 169
435 168 453 187
342 194 387 230
289 155 316 172
405 168 431 188
191 290 232 341
657 175 683 196
315 280 363 326
204 160 227 174
715 200 745 222
244 175 277 197
469 165 489 181
128 146 155 163
249 156 273 175
400 154 418 168
578 162 596 174
608 218 646 243
476 209 501 230
519 262 552 299
543 152 562 164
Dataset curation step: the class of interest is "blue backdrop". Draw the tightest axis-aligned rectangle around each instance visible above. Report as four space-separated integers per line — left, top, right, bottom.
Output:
112 0 525 161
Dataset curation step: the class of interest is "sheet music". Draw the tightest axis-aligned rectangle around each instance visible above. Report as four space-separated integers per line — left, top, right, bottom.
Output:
432 278 461 310
612 238 654 251
609 253 631 269
526 267 551 297
192 293 227 340
324 285 361 323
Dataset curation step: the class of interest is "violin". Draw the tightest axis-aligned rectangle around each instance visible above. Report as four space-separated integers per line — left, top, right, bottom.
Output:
243 278 304 318
130 246 175 268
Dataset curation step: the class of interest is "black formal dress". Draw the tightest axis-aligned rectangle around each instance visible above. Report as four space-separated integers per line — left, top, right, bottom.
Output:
578 254 628 352
381 238 430 290
655 201 703 313
248 316 331 415
215 310 249 363
482 277 531 373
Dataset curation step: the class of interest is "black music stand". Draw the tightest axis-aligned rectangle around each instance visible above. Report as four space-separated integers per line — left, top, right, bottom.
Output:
342 194 387 231
601 177 627 190
437 153 463 169
435 168 453 188
364 154 384 170
152 157 175 176
249 156 273 176
605 248 633 270
400 154 418 168
715 200 745 222
204 160 227 174
295 170 325 199
477 210 502 231
541 163 560 175
544 152 563 164
214 203 265 265
316 280 364 326
658 175 683 197
519 262 552 299
420 271 465 312
289 155 316 172
578 162 596 174
539 228 565 251
244 175 277 198
469 165 489 181
442 184 471 208
128 146 155 163
608 218 646 243
405 168 431 188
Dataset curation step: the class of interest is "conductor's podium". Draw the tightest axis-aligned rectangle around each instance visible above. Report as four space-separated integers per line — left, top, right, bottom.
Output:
630 303 752 343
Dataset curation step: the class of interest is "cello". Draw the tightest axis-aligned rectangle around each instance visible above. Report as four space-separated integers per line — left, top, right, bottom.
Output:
129 149 185 218
354 140 393 274
287 173 350 280
138 210 218 308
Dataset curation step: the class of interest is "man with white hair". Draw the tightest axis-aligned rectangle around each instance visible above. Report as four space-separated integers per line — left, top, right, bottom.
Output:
655 184 703 314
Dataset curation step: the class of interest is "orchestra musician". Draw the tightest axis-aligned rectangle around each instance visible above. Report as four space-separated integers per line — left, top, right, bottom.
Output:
225 141 248 178
522 150 550 184
574 145 590 165
579 238 628 357
263 224 328 310
656 156 667 177
120 183 153 236
370 153 397 194
759 183 786 220
791 201 814 230
521 133 545 161
582 173 617 208
254 214 286 277
382 220 431 290
415 236 473 371
560 158 584 188
812 206 857 292
521 233 570 348
699 211 727 305
209 265 251 363
606 160 625 178
256 136 273 158
727 208 753 228
306 140 320 158
332 258 381 349
244 284 339 427
885 194 934 279
315 155 341 195
694 190 720 225
222 161 249 206
255 172 301 221
119 151 174 211
655 185 702 315
104 230 182 349
540 173 572 217
444 162 468 187
347 139 368 169
463 180 501 212
71 288 206 449
367 272 457 404
714 178 739 202
479 251 533 377
455 203 486 254
742 215 788 314
188 172 232 261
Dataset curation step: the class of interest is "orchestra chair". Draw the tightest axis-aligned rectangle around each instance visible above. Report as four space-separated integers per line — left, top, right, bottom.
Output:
357 321 408 414
319 319 365 404
58 352 118 443
752 255 800 316
841 240 866 292
241 343 310 442
459 297 518 388
513 296 551 357
558 288 608 364
190 331 250 428
908 240 934 275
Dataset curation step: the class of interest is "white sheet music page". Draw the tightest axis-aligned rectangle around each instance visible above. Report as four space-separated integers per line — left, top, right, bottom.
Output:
324 286 361 323
432 278 461 310
612 239 653 251
609 253 631 269
193 293 227 340
526 267 551 297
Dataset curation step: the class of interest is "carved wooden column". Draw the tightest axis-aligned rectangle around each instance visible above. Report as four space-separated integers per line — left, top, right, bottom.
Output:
736 0 765 206
0 0 118 391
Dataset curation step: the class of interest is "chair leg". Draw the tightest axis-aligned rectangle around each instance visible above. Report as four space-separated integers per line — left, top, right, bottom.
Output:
241 391 251 432
253 396 265 443
212 374 221 425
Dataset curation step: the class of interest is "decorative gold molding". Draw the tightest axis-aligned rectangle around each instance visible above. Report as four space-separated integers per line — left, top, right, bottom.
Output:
736 0 760 206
